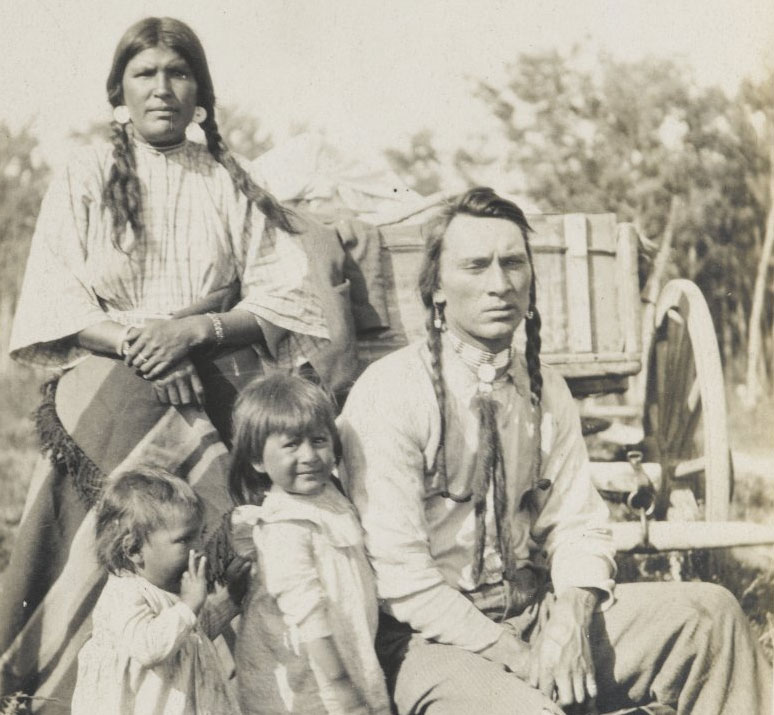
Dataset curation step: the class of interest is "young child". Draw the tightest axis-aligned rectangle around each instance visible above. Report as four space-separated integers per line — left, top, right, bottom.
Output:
71 467 240 715
228 373 390 715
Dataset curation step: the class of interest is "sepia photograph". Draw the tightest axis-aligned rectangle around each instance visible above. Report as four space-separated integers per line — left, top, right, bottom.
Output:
1 1 773 713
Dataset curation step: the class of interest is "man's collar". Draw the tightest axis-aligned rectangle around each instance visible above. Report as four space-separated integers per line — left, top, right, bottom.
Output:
446 330 512 371
444 330 524 395
418 335 529 400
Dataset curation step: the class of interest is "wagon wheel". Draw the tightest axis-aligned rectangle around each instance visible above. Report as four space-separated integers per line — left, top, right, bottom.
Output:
642 279 732 522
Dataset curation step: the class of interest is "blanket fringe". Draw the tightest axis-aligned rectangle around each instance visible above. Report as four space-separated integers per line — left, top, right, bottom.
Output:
34 377 244 595
34 377 105 509
204 508 237 589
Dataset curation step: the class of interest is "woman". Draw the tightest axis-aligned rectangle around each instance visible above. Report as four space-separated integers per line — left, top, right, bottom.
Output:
1 17 332 711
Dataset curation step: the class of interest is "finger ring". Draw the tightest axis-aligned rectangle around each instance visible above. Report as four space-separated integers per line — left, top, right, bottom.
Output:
138 354 149 363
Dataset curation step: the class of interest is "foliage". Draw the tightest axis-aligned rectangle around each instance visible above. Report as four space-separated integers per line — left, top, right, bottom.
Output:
387 53 773 380
0 367 39 572
0 123 50 364
69 119 112 146
475 51 769 319
212 104 274 160
385 130 443 196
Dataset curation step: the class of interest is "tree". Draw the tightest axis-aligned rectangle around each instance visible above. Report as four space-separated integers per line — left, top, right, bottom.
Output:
0 123 49 371
210 104 274 160
385 130 443 196
739 72 774 404
469 51 771 378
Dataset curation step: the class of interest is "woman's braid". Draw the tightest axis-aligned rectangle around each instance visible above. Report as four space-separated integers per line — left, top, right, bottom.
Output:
201 117 298 234
103 121 144 248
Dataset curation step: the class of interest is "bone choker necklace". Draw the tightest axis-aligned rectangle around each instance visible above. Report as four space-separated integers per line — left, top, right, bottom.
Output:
447 332 511 394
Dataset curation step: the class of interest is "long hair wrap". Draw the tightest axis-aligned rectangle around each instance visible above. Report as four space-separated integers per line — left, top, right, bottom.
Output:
471 393 505 583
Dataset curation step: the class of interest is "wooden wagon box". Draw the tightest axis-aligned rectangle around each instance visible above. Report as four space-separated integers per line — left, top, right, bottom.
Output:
358 213 642 396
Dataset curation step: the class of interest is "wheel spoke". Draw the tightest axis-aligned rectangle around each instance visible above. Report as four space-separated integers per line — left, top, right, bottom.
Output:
641 279 731 522
662 307 696 457
674 456 705 479
654 336 669 446
675 382 702 460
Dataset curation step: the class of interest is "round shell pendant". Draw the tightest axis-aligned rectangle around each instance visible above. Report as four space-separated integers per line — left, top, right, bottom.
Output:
477 363 496 384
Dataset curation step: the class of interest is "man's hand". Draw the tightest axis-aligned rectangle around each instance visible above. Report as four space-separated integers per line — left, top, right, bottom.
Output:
478 629 531 679
529 588 600 708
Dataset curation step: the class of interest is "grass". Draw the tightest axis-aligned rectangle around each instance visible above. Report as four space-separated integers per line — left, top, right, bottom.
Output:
727 385 774 457
0 692 29 714
0 367 39 572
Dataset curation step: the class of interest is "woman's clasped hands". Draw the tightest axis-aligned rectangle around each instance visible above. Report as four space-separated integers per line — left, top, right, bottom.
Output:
123 316 209 407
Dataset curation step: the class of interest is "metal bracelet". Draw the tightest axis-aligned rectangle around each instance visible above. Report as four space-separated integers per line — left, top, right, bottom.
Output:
207 312 225 347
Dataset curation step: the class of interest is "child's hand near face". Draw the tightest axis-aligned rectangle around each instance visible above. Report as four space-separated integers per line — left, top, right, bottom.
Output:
180 550 207 615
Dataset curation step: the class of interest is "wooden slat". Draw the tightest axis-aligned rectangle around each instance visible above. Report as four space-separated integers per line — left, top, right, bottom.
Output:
542 351 642 365
532 221 568 352
566 375 631 397
542 353 641 379
611 521 774 552
588 214 620 353
616 224 642 355
581 404 642 420
587 213 618 252
563 214 594 352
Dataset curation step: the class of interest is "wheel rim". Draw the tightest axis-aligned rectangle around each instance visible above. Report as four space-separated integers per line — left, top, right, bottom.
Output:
643 279 731 521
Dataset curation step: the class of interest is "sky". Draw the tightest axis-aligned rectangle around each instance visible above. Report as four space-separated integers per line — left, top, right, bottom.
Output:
1 0 773 168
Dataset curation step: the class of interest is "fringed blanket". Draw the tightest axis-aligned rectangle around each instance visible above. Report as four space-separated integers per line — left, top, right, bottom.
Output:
0 348 263 713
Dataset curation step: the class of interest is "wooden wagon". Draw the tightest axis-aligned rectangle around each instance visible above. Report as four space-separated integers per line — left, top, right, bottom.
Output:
351 206 774 557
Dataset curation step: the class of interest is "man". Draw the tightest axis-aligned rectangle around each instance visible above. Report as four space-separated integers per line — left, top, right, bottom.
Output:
339 187 769 714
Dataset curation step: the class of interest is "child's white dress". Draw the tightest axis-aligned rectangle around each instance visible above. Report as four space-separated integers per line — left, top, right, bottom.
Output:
232 483 390 715
71 572 240 714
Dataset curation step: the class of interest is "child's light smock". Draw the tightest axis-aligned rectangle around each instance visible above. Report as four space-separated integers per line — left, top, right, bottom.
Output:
71 572 239 715
233 484 390 715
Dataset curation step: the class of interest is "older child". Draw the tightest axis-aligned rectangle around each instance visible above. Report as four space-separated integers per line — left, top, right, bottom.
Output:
228 374 390 715
71 467 240 714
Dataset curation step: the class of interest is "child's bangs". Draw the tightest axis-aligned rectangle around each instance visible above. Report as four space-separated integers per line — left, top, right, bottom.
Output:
261 398 332 441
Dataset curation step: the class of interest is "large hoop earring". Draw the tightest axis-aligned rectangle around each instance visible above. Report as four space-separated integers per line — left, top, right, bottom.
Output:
193 106 207 124
433 302 446 331
112 105 130 124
